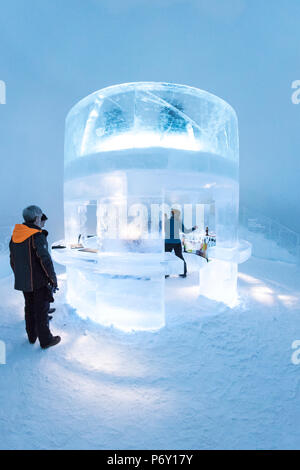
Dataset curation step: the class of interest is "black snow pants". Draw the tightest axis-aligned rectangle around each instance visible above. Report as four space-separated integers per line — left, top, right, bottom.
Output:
165 242 187 276
23 286 53 347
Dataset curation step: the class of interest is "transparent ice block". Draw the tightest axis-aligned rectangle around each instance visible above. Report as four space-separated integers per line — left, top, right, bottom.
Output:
52 82 250 330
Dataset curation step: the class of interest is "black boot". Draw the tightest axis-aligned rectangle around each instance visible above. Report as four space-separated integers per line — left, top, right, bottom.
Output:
41 336 61 350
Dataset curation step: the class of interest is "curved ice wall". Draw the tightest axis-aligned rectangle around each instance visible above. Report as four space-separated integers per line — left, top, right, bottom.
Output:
57 82 244 331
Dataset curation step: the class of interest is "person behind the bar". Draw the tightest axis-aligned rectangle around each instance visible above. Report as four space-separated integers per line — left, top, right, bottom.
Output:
164 208 197 277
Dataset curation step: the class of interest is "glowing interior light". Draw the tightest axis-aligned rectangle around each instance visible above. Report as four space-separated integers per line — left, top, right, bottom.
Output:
277 294 299 308
82 130 203 154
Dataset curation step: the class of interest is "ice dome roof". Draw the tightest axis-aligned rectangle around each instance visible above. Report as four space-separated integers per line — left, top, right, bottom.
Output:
65 82 238 164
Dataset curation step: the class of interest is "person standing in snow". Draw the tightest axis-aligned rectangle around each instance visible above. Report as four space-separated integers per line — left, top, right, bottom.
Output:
9 205 61 349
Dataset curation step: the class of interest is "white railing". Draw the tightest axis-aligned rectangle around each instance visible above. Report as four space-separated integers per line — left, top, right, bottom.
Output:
239 207 300 265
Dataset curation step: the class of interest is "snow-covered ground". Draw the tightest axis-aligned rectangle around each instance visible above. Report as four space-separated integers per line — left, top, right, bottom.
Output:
0 254 300 450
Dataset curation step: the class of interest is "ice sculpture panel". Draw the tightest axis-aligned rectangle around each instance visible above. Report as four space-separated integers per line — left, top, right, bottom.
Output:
52 82 251 331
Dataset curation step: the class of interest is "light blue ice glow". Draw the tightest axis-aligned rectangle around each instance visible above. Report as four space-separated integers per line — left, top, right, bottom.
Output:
54 82 250 331
65 82 238 165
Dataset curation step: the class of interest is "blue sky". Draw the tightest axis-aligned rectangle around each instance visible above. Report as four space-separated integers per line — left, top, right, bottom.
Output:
0 0 299 239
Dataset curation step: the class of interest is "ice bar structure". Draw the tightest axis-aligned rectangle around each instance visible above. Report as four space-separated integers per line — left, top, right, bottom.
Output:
52 82 251 331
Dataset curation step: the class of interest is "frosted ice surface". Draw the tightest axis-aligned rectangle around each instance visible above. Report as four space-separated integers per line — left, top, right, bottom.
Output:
64 82 238 164
52 82 250 331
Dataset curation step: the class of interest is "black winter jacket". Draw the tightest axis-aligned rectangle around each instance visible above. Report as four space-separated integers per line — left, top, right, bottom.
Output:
9 223 57 292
